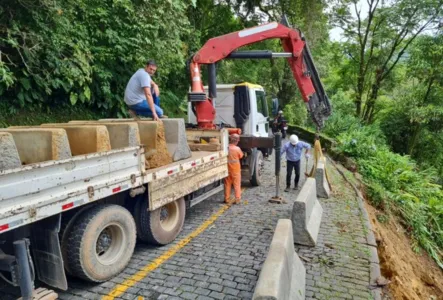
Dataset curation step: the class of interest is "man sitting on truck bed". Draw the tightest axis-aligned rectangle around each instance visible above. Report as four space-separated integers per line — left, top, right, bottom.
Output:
124 60 164 121
225 134 244 204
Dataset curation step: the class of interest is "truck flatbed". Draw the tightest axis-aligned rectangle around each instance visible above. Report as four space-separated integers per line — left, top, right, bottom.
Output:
0 147 227 235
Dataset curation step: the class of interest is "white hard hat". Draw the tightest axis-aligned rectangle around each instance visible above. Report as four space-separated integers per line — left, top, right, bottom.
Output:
278 110 283 114
289 135 299 145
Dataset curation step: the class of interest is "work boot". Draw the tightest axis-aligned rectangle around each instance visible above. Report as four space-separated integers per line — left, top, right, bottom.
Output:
224 198 233 204
293 186 299 190
284 186 290 192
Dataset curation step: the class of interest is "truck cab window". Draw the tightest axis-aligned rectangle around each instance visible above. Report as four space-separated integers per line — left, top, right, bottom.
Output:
255 91 268 117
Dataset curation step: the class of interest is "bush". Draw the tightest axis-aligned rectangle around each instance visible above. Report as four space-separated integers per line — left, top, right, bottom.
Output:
336 125 443 268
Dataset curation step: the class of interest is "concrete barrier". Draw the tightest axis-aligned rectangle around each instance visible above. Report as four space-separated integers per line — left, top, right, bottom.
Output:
70 119 173 168
292 178 323 247
253 219 306 300
315 156 331 198
48 122 140 150
161 119 192 161
0 132 22 170
39 125 111 155
0 128 71 164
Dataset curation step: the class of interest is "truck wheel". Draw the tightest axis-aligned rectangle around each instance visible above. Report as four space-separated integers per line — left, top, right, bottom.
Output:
250 151 264 186
65 204 136 282
135 197 185 246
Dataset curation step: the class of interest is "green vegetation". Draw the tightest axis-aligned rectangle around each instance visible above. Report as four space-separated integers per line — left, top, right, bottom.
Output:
1 0 442 266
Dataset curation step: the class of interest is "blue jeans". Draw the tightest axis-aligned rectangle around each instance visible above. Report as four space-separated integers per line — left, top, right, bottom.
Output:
129 95 163 117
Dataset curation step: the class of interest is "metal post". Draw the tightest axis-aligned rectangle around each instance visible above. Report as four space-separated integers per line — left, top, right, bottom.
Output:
13 239 34 300
275 133 281 197
269 133 286 204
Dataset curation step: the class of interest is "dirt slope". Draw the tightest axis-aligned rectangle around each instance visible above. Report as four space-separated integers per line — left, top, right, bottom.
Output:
365 198 443 300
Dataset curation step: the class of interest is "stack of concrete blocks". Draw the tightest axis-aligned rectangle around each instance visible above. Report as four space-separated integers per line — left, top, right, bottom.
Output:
315 156 331 198
252 219 306 300
0 128 72 166
61 122 140 150
97 118 192 162
69 119 173 168
97 118 191 160
1 117 193 170
292 177 323 247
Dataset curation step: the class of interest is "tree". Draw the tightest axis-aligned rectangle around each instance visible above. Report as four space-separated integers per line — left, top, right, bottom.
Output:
332 0 442 121
0 0 192 116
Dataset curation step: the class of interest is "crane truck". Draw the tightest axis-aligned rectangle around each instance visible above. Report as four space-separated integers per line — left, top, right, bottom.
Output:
0 16 330 299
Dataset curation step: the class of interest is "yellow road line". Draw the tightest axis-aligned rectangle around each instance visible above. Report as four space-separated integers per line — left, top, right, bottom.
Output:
102 201 235 300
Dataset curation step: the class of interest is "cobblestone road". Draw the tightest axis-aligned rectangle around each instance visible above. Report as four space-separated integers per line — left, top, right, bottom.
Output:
1 144 376 300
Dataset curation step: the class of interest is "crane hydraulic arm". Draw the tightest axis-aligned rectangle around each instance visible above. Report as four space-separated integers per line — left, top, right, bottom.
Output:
188 17 331 130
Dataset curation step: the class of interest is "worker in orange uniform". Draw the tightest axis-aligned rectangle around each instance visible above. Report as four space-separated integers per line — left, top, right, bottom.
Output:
224 134 244 204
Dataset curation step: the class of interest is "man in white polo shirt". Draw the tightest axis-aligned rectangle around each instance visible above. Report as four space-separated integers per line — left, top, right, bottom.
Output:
124 60 163 121
281 134 311 192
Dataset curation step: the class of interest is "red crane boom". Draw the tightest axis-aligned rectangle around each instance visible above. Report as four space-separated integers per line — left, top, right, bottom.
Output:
188 17 331 130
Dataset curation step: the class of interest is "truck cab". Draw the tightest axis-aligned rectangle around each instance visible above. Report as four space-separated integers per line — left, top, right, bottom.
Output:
188 82 273 186
187 82 269 138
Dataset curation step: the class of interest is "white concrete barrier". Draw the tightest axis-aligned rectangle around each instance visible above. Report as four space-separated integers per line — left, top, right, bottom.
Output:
0 132 21 170
253 219 306 300
1 128 71 164
292 177 323 247
315 156 331 198
49 122 140 150
161 119 192 161
39 125 111 155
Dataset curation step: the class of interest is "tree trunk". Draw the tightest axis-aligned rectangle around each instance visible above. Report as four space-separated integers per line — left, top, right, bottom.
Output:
408 123 421 155
355 73 364 117
363 71 382 122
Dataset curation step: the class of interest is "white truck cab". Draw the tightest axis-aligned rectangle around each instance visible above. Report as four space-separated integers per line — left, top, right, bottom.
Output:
188 82 274 186
188 82 270 138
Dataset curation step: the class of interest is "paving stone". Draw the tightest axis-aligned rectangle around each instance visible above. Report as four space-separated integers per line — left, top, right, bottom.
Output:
208 291 225 300
181 292 199 299
208 283 223 292
223 287 239 296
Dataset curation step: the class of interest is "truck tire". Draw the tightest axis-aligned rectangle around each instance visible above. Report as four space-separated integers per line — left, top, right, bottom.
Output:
135 197 185 246
250 151 264 186
65 204 136 282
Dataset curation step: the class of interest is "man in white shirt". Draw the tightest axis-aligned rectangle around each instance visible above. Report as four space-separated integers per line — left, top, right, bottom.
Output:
124 60 163 121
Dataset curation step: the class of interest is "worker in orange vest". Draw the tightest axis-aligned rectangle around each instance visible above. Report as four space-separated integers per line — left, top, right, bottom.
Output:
224 134 244 204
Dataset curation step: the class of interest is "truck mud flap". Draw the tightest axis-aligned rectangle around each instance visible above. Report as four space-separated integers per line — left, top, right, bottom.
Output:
31 214 68 290
240 148 258 181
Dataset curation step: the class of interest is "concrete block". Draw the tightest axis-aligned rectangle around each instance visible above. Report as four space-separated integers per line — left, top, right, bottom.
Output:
0 128 71 164
70 119 172 168
40 125 111 155
137 121 172 168
161 119 192 161
292 178 323 247
49 122 140 149
0 132 21 170
98 118 148 122
253 219 306 300
315 156 331 198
